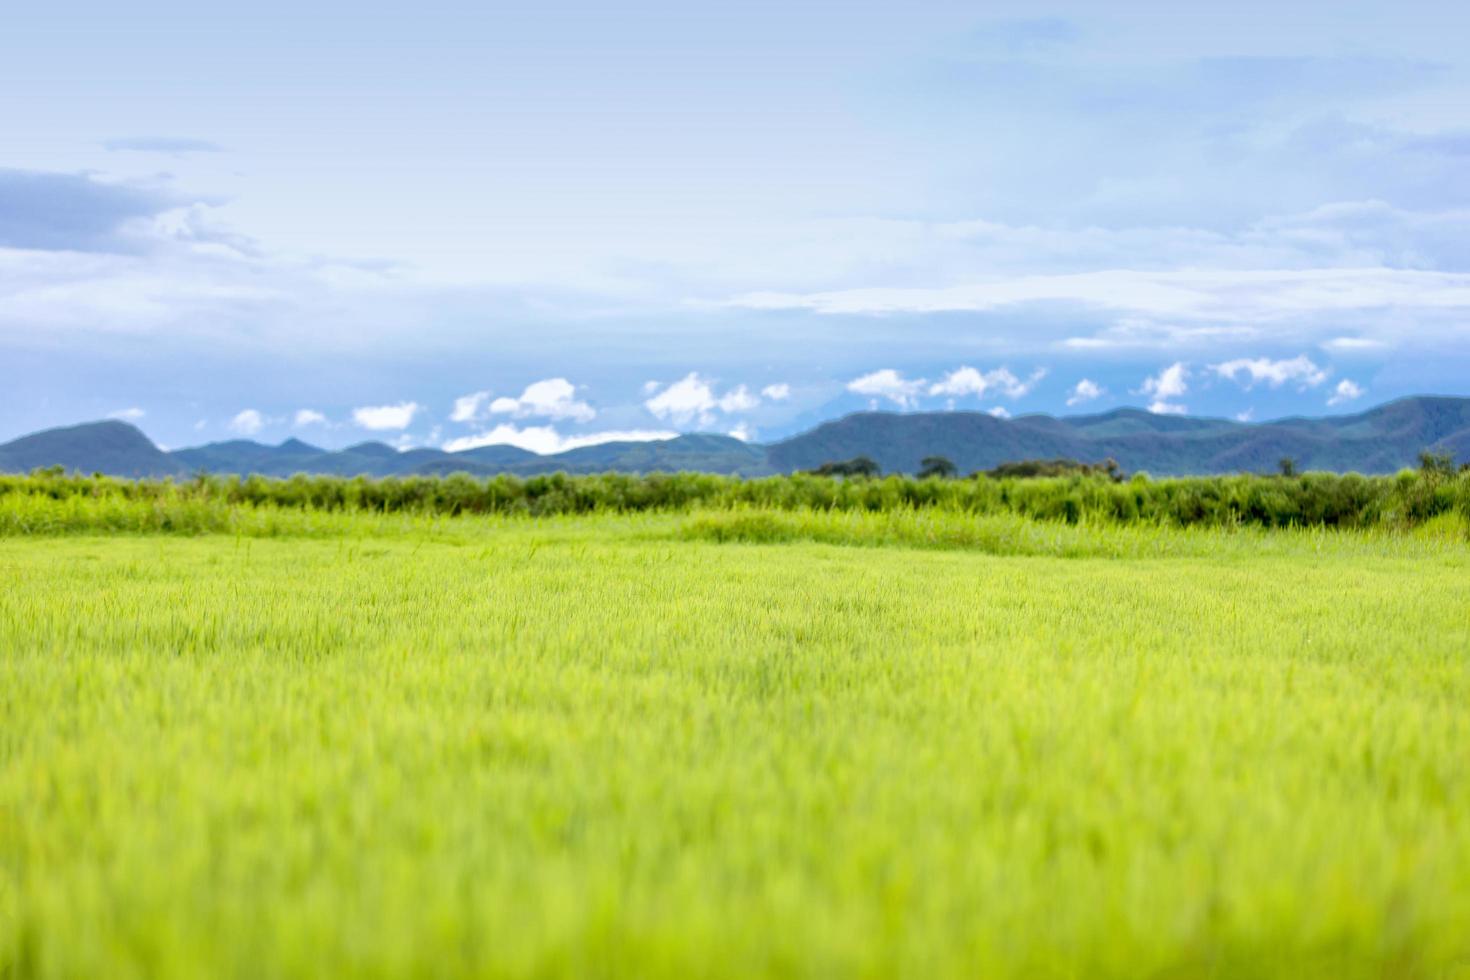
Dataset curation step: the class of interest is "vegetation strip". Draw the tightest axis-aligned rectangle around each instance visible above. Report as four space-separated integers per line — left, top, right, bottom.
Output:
3 461 1468 536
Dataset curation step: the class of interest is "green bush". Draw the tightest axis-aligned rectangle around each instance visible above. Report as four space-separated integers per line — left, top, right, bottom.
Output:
2 465 1467 535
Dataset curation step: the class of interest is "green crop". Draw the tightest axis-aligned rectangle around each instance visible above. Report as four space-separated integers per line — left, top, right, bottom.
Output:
2 512 1469 977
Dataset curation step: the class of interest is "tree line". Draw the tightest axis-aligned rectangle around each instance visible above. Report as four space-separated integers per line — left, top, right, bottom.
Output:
3 455 1468 531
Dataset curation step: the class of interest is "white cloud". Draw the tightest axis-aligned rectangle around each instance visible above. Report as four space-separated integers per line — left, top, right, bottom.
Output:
684 204 1470 304
229 409 264 436
846 369 925 408
644 373 761 424
1235 408 1255 422
730 268 1470 324
293 409 327 427
988 406 1012 419
1141 362 1189 399
761 383 791 400
7 190 1470 389
717 385 759 413
352 401 420 431
645 373 717 424
928 368 984 397
107 407 146 421
1002 370 1047 398
1065 379 1104 406
1327 379 1365 406
728 422 753 442
928 366 1045 400
393 434 415 450
1140 362 1189 415
1060 320 1264 351
1213 355 1329 389
1321 336 1388 352
442 425 677 455
487 378 595 423
641 380 661 395
450 391 490 423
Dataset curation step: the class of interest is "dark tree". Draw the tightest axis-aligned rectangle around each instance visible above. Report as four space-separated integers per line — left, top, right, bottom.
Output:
977 458 1125 481
918 455 958 479
1278 457 1297 478
808 456 882 478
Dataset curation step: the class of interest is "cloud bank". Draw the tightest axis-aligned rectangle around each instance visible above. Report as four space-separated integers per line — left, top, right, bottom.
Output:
929 366 1045 400
1213 355 1329 390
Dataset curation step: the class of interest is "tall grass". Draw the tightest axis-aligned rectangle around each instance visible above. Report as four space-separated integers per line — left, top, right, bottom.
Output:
3 466 1469 535
4 526 1470 977
678 506 1470 559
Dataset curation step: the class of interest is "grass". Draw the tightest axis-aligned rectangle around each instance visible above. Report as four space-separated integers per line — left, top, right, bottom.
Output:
679 506 1470 559
3 512 1470 977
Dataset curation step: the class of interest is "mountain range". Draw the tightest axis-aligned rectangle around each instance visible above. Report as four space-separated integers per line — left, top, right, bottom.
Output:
3 396 1469 480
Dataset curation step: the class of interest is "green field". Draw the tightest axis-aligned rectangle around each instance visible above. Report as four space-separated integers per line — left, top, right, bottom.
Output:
3 511 1470 977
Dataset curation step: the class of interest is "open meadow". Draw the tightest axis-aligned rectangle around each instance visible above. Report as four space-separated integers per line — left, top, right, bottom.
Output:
10 0 1470 973
3 490 1470 978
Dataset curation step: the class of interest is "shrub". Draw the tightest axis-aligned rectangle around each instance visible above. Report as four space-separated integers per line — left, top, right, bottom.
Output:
807 457 881 478
2 466 1467 534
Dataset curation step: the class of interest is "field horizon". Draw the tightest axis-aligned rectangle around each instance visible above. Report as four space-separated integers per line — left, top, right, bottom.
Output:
6 394 1470 481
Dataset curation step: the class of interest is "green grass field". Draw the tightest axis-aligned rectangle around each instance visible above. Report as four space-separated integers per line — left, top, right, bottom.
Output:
3 511 1470 977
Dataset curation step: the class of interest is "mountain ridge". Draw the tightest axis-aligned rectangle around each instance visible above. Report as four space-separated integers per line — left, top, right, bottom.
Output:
3 396 1468 479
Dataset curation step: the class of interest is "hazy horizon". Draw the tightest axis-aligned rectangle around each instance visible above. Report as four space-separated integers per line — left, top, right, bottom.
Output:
20 392 1470 458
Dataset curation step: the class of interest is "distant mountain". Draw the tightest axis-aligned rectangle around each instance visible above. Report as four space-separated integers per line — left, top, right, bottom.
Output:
530 434 769 476
163 433 767 478
3 397 1468 479
767 397 1470 476
766 412 1085 475
173 438 331 476
0 420 185 478
454 444 540 468
1060 407 1238 438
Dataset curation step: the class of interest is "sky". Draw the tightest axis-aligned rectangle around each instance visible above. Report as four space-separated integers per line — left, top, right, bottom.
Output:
3 0 1470 451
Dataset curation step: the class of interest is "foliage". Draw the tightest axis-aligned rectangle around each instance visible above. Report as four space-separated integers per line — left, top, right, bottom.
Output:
3 465 1470 536
1419 450 1456 479
979 457 1124 481
918 455 958 479
806 455 882 478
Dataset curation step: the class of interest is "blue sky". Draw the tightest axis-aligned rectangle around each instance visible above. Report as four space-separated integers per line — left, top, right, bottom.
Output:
3 0 1470 451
